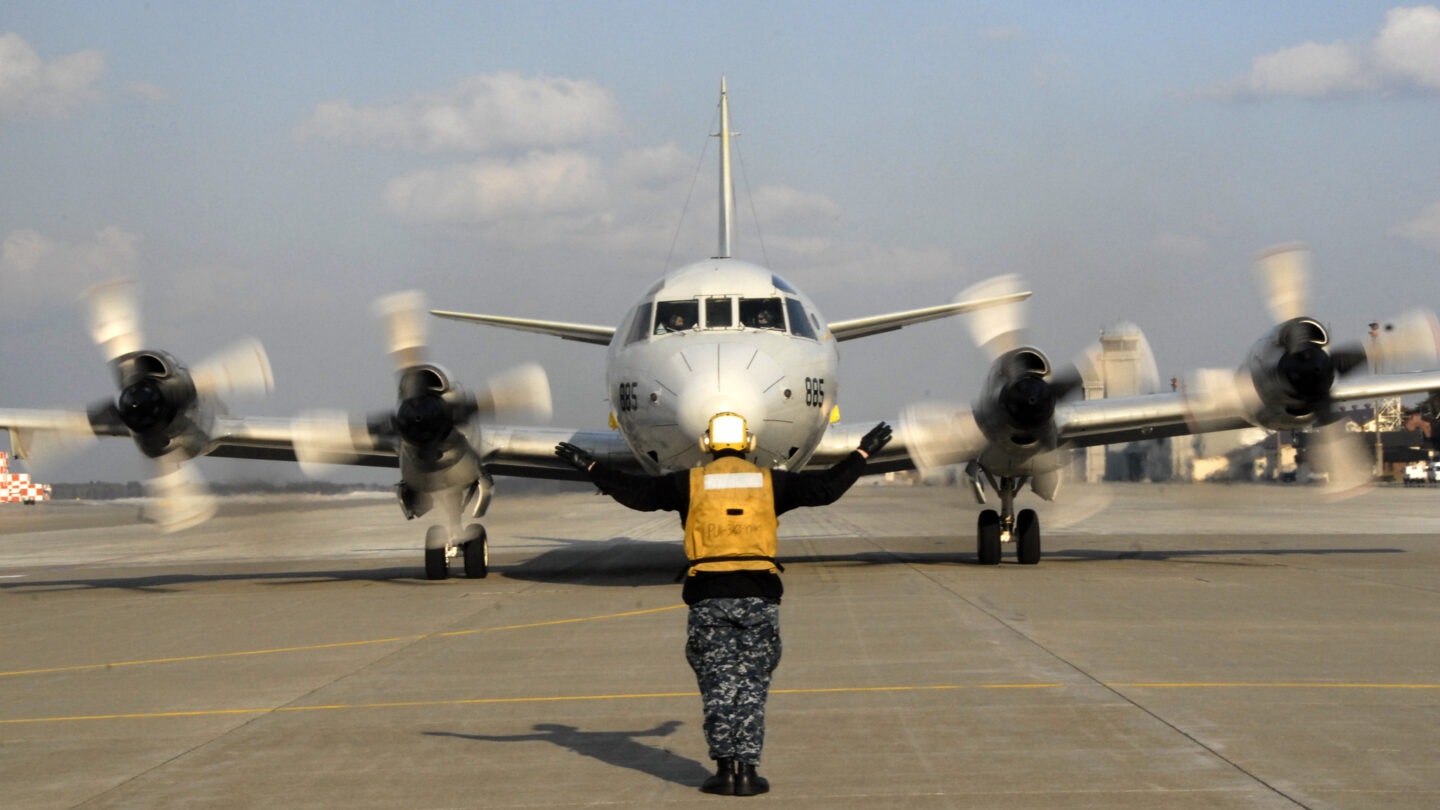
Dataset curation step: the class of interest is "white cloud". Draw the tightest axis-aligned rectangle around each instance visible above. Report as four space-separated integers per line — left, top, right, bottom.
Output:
0 32 105 121
1372 5 1440 89
1 227 141 305
384 150 608 228
1204 5 1440 99
1247 41 1373 98
126 81 170 103
294 73 622 154
1389 201 1440 252
750 186 845 231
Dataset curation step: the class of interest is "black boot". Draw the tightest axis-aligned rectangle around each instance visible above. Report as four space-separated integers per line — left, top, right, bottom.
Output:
701 758 737 795
733 762 769 796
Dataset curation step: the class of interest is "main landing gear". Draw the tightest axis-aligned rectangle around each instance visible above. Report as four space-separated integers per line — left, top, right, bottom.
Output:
975 475 1041 566
423 524 489 580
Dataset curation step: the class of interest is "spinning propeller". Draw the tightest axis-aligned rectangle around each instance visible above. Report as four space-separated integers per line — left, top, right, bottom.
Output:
293 290 550 579
1182 244 1440 496
294 291 551 472
26 280 275 532
902 275 1157 477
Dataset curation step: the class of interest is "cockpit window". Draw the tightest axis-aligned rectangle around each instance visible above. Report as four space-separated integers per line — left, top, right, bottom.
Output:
654 300 699 334
785 298 817 339
627 303 655 345
705 297 734 328
740 297 784 330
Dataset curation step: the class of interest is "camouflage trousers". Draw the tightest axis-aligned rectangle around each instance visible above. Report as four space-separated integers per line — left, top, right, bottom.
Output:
685 597 782 765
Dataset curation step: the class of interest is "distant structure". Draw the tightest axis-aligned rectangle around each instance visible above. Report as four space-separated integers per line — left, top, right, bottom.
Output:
1 451 52 504
1079 324 1173 482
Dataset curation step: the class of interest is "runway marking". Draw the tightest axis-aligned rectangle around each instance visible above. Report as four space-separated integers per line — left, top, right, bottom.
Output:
0 604 687 678
1114 682 1440 690
0 683 1064 725
4 681 1436 727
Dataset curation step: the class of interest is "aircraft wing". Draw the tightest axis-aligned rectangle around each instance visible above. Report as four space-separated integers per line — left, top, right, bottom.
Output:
1 407 115 460
1330 370 1440 403
809 367 1440 476
1052 393 1240 448
828 290 1032 342
1056 368 1440 448
804 421 917 475
2 405 644 481
429 310 615 347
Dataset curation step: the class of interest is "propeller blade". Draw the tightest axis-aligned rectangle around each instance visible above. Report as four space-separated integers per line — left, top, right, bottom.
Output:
190 338 275 401
1309 419 1373 500
291 409 364 476
1330 344 1369 377
85 279 144 362
899 402 987 477
960 274 1028 360
1366 309 1440 373
1182 367 1261 426
143 455 216 533
375 291 429 369
1254 243 1311 324
5 411 99 471
475 363 553 422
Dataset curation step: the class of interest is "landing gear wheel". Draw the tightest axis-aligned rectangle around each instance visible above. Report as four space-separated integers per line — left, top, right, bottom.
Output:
977 509 1002 566
462 524 489 579
1015 508 1041 565
424 525 450 581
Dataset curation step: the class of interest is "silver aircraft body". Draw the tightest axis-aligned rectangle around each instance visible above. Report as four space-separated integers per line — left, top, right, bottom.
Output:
6 80 1440 577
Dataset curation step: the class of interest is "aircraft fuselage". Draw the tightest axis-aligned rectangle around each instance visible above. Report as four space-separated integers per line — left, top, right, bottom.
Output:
605 258 839 473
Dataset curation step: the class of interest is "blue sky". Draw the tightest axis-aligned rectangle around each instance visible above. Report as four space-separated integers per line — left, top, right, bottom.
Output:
3 2 1439 482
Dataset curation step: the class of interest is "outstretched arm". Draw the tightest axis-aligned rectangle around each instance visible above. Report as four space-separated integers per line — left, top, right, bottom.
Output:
555 442 687 513
774 422 892 514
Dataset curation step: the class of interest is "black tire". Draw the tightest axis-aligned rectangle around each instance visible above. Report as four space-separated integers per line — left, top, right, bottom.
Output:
1015 508 1041 565
977 510 1002 566
462 525 489 579
424 526 449 580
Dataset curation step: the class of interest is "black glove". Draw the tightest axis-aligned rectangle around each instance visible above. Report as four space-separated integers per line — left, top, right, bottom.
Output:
858 422 892 457
555 441 597 472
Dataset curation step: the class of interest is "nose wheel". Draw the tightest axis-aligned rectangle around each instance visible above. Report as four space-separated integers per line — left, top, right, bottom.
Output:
462 525 489 578
424 523 490 579
975 476 1042 565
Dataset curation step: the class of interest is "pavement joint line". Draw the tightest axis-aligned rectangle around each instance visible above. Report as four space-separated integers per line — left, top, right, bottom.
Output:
4 681 1436 726
0 603 687 679
0 683 1063 725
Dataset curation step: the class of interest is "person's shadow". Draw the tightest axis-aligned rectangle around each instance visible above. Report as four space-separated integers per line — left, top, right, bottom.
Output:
425 720 712 787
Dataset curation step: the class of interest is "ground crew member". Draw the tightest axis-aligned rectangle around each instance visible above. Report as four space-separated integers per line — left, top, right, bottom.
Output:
555 414 892 796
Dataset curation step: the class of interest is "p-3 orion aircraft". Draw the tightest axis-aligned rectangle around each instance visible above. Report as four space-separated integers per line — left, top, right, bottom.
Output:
5 79 1440 577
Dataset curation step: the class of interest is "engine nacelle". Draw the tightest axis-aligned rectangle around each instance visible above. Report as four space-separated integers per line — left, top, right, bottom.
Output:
392 362 481 482
110 350 206 459
1243 318 1333 430
977 347 1058 448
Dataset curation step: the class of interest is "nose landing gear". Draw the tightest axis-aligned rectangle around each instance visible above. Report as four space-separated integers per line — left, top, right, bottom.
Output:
974 475 1041 565
424 523 490 579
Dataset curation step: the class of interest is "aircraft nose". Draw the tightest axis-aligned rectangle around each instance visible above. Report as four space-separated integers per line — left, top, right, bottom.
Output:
674 343 777 442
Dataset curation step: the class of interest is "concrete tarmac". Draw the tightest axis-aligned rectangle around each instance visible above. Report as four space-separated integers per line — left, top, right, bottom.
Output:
1 482 1437 809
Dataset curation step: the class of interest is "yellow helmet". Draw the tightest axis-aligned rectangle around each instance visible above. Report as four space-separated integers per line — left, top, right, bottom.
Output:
700 411 755 454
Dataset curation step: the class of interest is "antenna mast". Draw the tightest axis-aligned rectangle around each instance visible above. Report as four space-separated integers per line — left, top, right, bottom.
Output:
717 76 735 259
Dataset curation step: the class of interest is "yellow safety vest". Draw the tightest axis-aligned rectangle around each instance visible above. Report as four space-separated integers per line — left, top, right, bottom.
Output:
685 455 780 577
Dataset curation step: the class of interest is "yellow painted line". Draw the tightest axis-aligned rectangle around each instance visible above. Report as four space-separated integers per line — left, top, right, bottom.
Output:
773 683 1062 696
0 604 686 678
1115 682 1440 690
0 683 1057 726
5 680 1435 727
